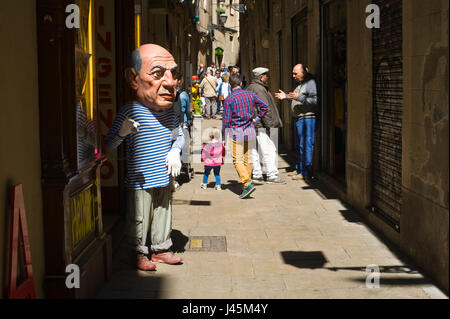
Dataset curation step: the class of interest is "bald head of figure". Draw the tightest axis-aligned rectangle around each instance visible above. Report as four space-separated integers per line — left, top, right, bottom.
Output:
125 44 179 111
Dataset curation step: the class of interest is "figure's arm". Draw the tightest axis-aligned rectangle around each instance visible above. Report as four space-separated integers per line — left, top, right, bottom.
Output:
171 125 185 152
166 124 184 177
104 107 139 149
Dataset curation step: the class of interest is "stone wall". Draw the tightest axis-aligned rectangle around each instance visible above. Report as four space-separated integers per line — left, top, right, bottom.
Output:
0 0 45 298
401 0 449 292
240 0 449 293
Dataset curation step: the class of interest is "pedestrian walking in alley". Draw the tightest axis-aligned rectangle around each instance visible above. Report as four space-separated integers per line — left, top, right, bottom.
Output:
230 65 240 76
219 63 228 75
275 64 318 182
199 69 218 119
215 69 223 114
217 73 231 115
201 127 225 190
197 63 206 79
173 79 193 189
246 67 285 184
104 43 184 271
222 74 269 199
209 63 217 74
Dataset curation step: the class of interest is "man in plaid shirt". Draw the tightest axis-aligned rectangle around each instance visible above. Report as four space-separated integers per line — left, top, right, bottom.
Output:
222 74 269 199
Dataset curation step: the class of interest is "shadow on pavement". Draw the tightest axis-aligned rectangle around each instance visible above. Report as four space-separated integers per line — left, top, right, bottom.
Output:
97 242 165 299
339 210 365 224
225 180 242 195
326 265 420 274
280 251 436 287
170 229 189 253
349 277 431 286
97 271 165 299
172 199 211 206
280 251 328 269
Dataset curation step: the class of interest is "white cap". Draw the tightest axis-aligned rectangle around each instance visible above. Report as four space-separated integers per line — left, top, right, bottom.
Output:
252 67 269 78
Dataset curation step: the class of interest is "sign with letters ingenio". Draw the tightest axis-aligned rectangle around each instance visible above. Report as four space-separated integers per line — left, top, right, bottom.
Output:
96 0 118 187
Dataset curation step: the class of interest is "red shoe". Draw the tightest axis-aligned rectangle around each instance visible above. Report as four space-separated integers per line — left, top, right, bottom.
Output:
151 251 183 264
136 254 156 271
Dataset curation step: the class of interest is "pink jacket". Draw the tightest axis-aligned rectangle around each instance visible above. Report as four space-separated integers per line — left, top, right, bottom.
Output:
201 141 225 167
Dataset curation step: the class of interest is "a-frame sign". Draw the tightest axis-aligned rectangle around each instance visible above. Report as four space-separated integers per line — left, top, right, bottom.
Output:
7 184 36 299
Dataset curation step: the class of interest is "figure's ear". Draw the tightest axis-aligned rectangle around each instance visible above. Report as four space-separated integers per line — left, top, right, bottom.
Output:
125 67 139 90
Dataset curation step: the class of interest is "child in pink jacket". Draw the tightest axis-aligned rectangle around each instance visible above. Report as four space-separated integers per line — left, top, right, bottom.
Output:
201 127 225 190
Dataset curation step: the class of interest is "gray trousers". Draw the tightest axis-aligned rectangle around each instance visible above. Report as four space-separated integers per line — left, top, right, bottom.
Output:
126 186 173 255
204 97 217 117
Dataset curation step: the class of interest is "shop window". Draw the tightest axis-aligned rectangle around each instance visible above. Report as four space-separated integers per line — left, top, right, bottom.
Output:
75 0 97 169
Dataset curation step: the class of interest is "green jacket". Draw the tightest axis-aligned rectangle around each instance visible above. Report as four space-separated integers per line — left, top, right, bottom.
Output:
245 80 283 129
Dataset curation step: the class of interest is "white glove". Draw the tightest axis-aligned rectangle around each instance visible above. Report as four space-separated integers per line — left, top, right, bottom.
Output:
119 118 140 137
166 148 182 177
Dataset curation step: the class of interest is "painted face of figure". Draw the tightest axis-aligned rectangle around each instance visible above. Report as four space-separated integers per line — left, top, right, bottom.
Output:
127 44 180 111
292 64 306 82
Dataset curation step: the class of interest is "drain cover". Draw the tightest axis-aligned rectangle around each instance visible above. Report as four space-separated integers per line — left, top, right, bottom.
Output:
187 236 227 252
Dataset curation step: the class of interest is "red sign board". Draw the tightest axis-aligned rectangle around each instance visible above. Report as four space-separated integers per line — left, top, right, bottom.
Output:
7 184 36 299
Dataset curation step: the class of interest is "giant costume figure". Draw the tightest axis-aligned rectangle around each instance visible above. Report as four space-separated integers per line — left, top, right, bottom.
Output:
105 44 184 271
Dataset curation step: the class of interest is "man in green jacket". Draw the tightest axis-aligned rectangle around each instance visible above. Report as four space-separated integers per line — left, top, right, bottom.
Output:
246 67 285 184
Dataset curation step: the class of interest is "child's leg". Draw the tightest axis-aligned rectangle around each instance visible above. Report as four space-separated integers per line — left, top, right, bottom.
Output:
213 166 221 186
203 166 212 184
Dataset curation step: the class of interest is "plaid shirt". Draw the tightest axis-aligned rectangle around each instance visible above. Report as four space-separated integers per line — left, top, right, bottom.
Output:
222 88 269 141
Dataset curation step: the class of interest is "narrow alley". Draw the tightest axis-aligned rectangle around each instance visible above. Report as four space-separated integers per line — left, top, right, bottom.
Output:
1 0 448 302
97 118 446 299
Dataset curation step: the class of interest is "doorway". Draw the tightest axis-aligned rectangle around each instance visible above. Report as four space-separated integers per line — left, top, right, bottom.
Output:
321 0 347 185
291 9 308 153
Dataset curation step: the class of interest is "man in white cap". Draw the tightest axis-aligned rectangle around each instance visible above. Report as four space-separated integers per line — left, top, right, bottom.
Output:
246 67 285 184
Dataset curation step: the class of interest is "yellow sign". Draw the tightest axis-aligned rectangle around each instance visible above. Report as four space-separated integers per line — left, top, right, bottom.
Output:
70 184 98 250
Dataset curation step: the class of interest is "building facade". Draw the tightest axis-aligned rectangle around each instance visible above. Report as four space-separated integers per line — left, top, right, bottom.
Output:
0 0 140 298
196 0 240 69
240 0 449 292
143 0 200 86
0 0 206 299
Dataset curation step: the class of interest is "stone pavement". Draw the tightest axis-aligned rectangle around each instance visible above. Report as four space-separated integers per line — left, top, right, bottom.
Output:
97 118 448 299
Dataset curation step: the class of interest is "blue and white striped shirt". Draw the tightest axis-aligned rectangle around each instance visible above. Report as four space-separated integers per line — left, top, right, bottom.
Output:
104 101 184 190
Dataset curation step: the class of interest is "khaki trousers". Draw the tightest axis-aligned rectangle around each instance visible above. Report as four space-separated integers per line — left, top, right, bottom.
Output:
232 139 253 188
126 186 173 255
